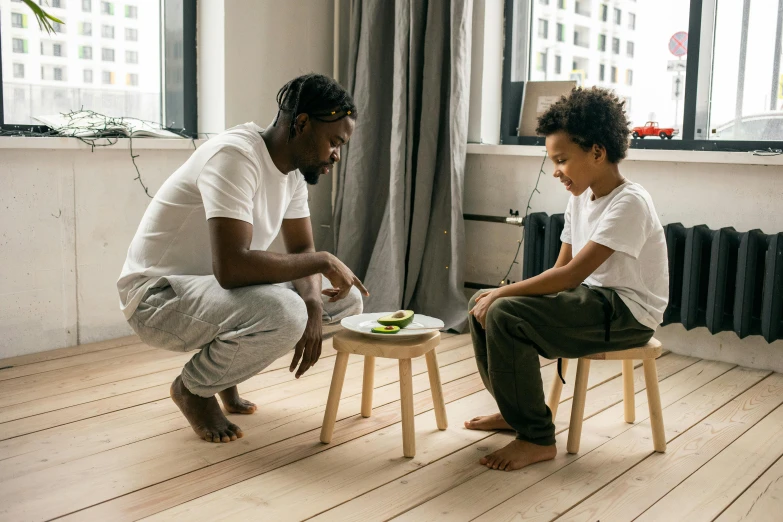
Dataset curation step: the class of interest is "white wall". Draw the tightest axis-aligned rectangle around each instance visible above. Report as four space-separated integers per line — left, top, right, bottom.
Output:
199 0 337 251
0 145 192 358
464 151 783 371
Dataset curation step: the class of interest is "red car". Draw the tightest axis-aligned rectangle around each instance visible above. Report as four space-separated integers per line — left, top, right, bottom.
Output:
632 121 679 139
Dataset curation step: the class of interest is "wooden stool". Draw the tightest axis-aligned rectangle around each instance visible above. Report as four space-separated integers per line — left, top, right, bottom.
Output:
547 337 666 454
319 330 448 458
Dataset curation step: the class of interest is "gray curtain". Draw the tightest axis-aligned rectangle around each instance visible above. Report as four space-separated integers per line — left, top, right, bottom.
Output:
329 0 472 332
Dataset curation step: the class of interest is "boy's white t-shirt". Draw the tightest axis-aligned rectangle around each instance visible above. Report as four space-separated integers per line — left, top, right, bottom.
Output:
560 181 669 330
117 122 311 320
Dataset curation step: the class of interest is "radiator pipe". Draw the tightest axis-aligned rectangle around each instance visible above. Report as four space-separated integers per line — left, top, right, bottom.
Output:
464 281 500 290
463 213 525 226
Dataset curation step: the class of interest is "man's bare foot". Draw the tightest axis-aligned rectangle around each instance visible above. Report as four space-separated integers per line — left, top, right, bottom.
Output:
170 376 244 443
480 439 557 471
464 412 514 431
218 385 257 414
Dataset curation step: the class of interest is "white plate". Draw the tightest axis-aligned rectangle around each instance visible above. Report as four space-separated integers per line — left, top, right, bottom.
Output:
341 313 445 340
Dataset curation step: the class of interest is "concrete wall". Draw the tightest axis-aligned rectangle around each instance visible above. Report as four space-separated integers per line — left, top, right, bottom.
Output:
464 151 783 372
0 145 191 358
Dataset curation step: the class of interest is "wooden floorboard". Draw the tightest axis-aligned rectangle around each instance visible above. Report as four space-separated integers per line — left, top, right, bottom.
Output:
0 332 781 521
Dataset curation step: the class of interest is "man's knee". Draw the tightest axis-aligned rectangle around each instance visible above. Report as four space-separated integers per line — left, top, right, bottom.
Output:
469 290 486 309
256 288 308 343
345 286 364 315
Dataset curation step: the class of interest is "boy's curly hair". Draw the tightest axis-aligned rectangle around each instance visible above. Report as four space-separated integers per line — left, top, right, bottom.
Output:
535 87 630 163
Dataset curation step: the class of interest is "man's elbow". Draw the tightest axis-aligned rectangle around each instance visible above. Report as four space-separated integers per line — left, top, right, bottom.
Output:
213 261 241 289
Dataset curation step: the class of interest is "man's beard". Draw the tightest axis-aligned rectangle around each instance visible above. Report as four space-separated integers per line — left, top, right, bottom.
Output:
302 169 321 185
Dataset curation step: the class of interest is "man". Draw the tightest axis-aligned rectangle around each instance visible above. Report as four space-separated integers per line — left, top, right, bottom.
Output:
118 74 367 443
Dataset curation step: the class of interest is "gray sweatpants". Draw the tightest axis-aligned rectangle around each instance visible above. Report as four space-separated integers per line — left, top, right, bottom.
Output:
128 275 363 397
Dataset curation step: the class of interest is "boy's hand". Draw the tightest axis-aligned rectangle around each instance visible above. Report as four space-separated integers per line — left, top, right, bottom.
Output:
469 290 497 329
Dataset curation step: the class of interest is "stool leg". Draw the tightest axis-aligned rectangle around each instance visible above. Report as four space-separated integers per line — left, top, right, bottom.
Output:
567 358 591 454
361 356 375 418
622 359 636 424
547 358 569 421
320 351 350 444
399 358 416 457
425 349 448 430
643 359 667 453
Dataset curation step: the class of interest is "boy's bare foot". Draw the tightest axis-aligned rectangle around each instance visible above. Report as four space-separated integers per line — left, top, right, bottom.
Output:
480 439 557 471
170 376 244 443
218 385 257 414
464 412 514 431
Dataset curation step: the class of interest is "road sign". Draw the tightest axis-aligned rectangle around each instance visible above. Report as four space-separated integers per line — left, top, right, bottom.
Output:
669 31 688 57
672 76 684 100
667 60 687 72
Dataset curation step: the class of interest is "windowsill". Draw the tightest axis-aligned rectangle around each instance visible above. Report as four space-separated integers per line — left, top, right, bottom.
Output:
0 137 206 151
466 143 783 166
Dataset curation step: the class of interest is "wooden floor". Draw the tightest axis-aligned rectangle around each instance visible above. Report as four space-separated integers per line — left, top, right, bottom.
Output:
1 331 782 521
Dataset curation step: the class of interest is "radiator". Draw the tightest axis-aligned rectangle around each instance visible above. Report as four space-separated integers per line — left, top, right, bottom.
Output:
520 212 783 343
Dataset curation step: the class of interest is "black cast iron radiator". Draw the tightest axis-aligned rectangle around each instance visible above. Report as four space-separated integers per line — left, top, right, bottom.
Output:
520 212 783 343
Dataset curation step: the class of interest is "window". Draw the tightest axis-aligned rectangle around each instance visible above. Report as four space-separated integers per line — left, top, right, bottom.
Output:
555 55 562 74
556 23 565 42
12 38 28 53
11 13 26 28
538 19 549 38
573 25 589 48
540 0 549 4
600 3 608 21
536 52 547 71
558 0 565 9
628 12 636 30
2 0 193 134
52 21 65 33
627 41 634 58
611 65 617 83
613 7 621 24
612 37 620 54
626 69 633 86
599 63 605 81
574 0 590 16
598 33 606 52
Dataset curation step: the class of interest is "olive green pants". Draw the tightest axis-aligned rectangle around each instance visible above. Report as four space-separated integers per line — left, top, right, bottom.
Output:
468 285 654 446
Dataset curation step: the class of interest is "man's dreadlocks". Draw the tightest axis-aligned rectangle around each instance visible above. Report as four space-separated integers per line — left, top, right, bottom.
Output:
274 74 357 140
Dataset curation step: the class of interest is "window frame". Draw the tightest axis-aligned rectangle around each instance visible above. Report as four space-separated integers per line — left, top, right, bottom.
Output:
498 0 783 151
0 0 198 137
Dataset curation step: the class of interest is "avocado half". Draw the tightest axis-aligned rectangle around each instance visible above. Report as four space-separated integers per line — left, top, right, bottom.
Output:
372 325 401 334
377 310 415 328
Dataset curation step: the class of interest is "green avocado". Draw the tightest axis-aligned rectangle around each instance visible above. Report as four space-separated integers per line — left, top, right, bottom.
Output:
372 325 401 334
377 310 415 328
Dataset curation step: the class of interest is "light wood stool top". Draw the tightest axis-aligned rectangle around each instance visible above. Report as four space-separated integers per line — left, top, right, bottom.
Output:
321 329 447 458
333 330 441 359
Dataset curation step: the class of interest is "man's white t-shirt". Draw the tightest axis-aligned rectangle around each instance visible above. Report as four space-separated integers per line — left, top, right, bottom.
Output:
117 122 311 320
560 181 669 330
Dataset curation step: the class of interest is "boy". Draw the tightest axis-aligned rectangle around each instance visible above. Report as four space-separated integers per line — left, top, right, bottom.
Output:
465 87 669 471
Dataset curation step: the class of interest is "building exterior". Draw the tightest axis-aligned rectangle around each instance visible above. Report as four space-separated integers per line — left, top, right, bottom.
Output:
1 0 161 124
